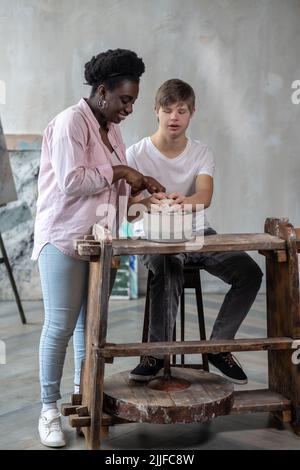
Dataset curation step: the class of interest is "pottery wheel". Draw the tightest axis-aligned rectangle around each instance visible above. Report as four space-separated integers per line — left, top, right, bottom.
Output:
103 368 234 424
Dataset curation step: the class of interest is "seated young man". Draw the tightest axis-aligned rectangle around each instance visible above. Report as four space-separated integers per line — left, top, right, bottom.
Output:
126 79 263 384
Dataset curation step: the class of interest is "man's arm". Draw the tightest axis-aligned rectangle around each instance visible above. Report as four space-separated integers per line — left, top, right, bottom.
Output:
168 174 214 211
184 174 214 209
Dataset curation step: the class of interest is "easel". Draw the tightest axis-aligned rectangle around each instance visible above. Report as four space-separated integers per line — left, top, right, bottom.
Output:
0 117 26 324
0 232 26 324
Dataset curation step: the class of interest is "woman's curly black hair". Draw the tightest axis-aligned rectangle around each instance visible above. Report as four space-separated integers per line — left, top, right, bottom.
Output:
84 48 145 95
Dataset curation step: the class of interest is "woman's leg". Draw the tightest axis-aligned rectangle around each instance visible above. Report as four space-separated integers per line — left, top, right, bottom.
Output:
73 299 87 392
38 244 88 404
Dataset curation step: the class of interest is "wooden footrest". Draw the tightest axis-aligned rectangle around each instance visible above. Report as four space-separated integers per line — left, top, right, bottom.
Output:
68 411 132 428
61 394 83 416
99 337 293 358
61 404 79 416
69 414 91 428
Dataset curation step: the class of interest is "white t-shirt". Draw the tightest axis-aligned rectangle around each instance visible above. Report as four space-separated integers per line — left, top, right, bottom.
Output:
126 137 215 232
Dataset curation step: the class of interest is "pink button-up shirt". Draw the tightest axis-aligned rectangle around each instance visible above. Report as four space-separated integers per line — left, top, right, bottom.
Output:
32 98 130 260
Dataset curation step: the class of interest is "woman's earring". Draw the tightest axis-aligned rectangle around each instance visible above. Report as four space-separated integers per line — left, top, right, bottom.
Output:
98 98 108 110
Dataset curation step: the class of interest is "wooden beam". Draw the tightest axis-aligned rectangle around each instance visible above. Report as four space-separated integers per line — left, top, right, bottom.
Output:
231 389 291 414
73 233 286 259
265 217 300 434
69 414 91 428
98 337 293 358
71 394 82 406
61 404 78 416
111 233 286 256
259 249 287 262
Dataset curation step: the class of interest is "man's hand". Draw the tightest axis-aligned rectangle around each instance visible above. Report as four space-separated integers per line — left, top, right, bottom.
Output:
167 192 186 205
149 192 167 205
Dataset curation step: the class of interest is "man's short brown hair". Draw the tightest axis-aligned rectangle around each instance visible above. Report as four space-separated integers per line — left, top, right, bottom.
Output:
155 79 195 113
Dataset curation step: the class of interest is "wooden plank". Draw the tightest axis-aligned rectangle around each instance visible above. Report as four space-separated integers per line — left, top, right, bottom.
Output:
78 244 101 256
265 218 300 435
80 261 101 446
76 405 89 417
73 239 100 250
69 414 91 428
71 394 82 406
295 228 300 252
74 233 286 258
271 410 292 423
74 240 120 268
111 233 285 256
99 337 293 358
80 242 113 450
61 404 79 416
258 250 287 262
231 389 291 414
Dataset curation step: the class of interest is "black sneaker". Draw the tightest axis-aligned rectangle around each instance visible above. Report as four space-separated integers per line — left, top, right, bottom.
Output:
129 356 164 382
207 352 248 384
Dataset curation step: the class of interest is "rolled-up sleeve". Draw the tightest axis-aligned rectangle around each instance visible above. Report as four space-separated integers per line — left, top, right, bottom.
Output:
50 112 113 197
197 146 215 178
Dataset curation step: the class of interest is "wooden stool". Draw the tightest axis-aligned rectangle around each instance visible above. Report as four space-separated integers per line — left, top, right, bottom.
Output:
142 262 209 371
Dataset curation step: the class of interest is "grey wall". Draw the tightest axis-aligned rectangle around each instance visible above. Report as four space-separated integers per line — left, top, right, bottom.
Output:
0 0 299 297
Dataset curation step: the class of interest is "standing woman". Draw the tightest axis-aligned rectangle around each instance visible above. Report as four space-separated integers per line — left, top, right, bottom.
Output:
32 49 164 447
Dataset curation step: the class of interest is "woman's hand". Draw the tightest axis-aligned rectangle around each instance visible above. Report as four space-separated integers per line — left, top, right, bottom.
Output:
142 176 166 194
123 167 148 194
124 167 165 195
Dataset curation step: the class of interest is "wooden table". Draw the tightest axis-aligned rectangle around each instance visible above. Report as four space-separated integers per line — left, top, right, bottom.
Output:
62 217 300 450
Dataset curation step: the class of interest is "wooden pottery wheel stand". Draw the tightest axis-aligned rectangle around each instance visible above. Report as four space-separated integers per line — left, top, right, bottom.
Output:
61 218 300 450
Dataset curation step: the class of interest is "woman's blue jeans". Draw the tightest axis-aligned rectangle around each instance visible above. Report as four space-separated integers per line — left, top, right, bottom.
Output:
38 244 88 403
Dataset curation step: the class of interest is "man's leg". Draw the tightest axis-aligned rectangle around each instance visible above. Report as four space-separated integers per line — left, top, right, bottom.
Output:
187 243 263 384
197 250 263 340
129 253 185 381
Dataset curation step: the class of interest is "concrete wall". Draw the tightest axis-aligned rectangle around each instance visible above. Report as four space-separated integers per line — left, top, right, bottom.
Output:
0 0 300 297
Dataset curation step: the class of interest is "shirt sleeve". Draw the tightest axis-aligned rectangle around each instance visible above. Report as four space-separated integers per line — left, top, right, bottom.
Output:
197 146 215 178
50 112 113 197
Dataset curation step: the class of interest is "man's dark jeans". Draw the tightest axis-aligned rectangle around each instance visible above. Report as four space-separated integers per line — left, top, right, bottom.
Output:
140 228 263 351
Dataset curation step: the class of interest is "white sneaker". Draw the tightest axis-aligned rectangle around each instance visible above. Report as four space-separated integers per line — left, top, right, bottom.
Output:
38 409 66 448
